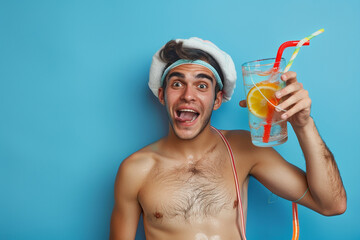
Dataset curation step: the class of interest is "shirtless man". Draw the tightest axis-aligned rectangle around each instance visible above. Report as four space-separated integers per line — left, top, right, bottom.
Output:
109 37 346 240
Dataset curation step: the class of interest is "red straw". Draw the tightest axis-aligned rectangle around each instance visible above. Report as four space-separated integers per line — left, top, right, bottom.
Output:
263 97 277 143
273 40 310 70
262 40 310 143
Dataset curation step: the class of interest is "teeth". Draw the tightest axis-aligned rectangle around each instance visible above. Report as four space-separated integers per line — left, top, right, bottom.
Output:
179 109 197 113
176 108 199 123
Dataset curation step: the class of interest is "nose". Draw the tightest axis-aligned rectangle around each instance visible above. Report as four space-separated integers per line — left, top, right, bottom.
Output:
181 85 196 102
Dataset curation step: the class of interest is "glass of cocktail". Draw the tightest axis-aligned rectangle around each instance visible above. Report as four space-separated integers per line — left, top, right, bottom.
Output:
242 58 288 147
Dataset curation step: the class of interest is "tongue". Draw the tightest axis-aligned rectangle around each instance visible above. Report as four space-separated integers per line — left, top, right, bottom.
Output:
178 111 197 121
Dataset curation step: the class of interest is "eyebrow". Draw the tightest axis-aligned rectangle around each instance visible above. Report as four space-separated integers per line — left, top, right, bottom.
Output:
167 72 185 80
195 73 214 82
167 72 214 83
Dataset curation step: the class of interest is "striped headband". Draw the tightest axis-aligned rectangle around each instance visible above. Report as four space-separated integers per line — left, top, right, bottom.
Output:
160 59 223 90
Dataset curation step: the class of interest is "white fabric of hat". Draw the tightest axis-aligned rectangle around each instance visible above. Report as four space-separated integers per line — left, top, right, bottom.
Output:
148 37 237 102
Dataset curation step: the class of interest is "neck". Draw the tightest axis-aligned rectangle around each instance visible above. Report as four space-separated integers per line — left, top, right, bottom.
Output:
162 123 219 159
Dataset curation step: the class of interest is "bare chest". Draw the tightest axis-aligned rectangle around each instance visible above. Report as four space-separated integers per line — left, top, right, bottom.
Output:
139 153 239 224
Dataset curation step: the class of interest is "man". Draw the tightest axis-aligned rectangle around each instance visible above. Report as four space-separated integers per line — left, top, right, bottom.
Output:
110 37 346 240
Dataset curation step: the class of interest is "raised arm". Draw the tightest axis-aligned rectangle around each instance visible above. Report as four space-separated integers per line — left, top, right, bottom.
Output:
110 155 146 240
276 71 346 215
241 71 346 215
249 143 345 216
292 117 346 215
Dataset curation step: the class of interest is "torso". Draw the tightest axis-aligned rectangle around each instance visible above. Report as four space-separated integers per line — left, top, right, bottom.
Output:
137 129 252 240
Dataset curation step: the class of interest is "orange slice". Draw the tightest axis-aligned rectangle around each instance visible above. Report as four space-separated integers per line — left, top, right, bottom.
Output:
246 82 280 118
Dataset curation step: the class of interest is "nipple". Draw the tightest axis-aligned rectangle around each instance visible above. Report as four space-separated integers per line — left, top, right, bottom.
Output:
233 199 238 209
189 166 200 174
153 211 163 219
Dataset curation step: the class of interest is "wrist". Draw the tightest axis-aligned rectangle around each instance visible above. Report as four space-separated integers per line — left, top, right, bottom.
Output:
292 116 315 136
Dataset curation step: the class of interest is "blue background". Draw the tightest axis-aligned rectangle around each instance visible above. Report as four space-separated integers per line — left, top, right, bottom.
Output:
1 0 359 239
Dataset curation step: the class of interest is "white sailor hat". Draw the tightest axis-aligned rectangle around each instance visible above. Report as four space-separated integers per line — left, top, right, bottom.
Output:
148 37 237 102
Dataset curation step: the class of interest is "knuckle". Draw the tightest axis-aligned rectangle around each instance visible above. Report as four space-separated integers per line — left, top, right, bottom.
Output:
298 89 307 97
299 100 306 108
296 101 304 109
286 110 294 118
280 101 288 109
289 71 297 78
289 94 297 103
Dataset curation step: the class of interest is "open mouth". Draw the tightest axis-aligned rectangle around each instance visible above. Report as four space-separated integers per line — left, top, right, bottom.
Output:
175 109 200 123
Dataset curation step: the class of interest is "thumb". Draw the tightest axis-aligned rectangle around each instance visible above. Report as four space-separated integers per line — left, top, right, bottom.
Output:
239 100 247 108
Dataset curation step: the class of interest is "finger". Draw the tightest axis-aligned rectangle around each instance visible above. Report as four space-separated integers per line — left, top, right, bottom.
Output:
276 89 310 111
239 100 247 108
281 98 312 120
276 82 304 99
281 71 297 82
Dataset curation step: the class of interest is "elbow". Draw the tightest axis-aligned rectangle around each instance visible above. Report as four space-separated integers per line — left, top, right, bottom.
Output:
321 198 347 216
322 204 347 216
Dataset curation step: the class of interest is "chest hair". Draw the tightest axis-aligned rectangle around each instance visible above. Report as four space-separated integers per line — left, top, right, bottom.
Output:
151 153 234 221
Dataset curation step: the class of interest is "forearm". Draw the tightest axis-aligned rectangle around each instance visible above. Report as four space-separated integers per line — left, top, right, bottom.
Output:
293 117 346 215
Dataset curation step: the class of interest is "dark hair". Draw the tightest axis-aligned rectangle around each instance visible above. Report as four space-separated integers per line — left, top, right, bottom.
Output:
159 40 224 94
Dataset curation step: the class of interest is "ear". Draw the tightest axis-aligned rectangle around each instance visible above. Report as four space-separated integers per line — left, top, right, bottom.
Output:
213 91 223 110
158 87 165 105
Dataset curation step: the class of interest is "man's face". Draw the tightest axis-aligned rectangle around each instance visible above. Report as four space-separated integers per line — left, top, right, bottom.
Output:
158 64 222 140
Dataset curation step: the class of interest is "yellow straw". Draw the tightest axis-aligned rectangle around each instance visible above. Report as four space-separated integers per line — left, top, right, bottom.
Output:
284 29 325 73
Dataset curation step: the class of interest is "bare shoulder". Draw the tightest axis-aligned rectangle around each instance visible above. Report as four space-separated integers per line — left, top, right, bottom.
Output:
219 129 281 170
221 129 257 153
222 129 279 155
119 147 156 175
115 141 160 195
222 129 252 146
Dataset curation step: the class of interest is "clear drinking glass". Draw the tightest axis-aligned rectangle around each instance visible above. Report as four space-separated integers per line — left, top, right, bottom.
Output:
241 58 288 147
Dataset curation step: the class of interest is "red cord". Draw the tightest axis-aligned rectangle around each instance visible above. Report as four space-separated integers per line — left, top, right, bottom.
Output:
292 203 300 240
212 127 247 240
212 126 300 240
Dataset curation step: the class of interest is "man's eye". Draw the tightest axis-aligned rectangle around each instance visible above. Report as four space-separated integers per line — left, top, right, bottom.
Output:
172 81 182 87
198 84 208 89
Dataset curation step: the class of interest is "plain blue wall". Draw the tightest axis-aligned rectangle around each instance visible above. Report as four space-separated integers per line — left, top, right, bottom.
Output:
1 0 359 239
